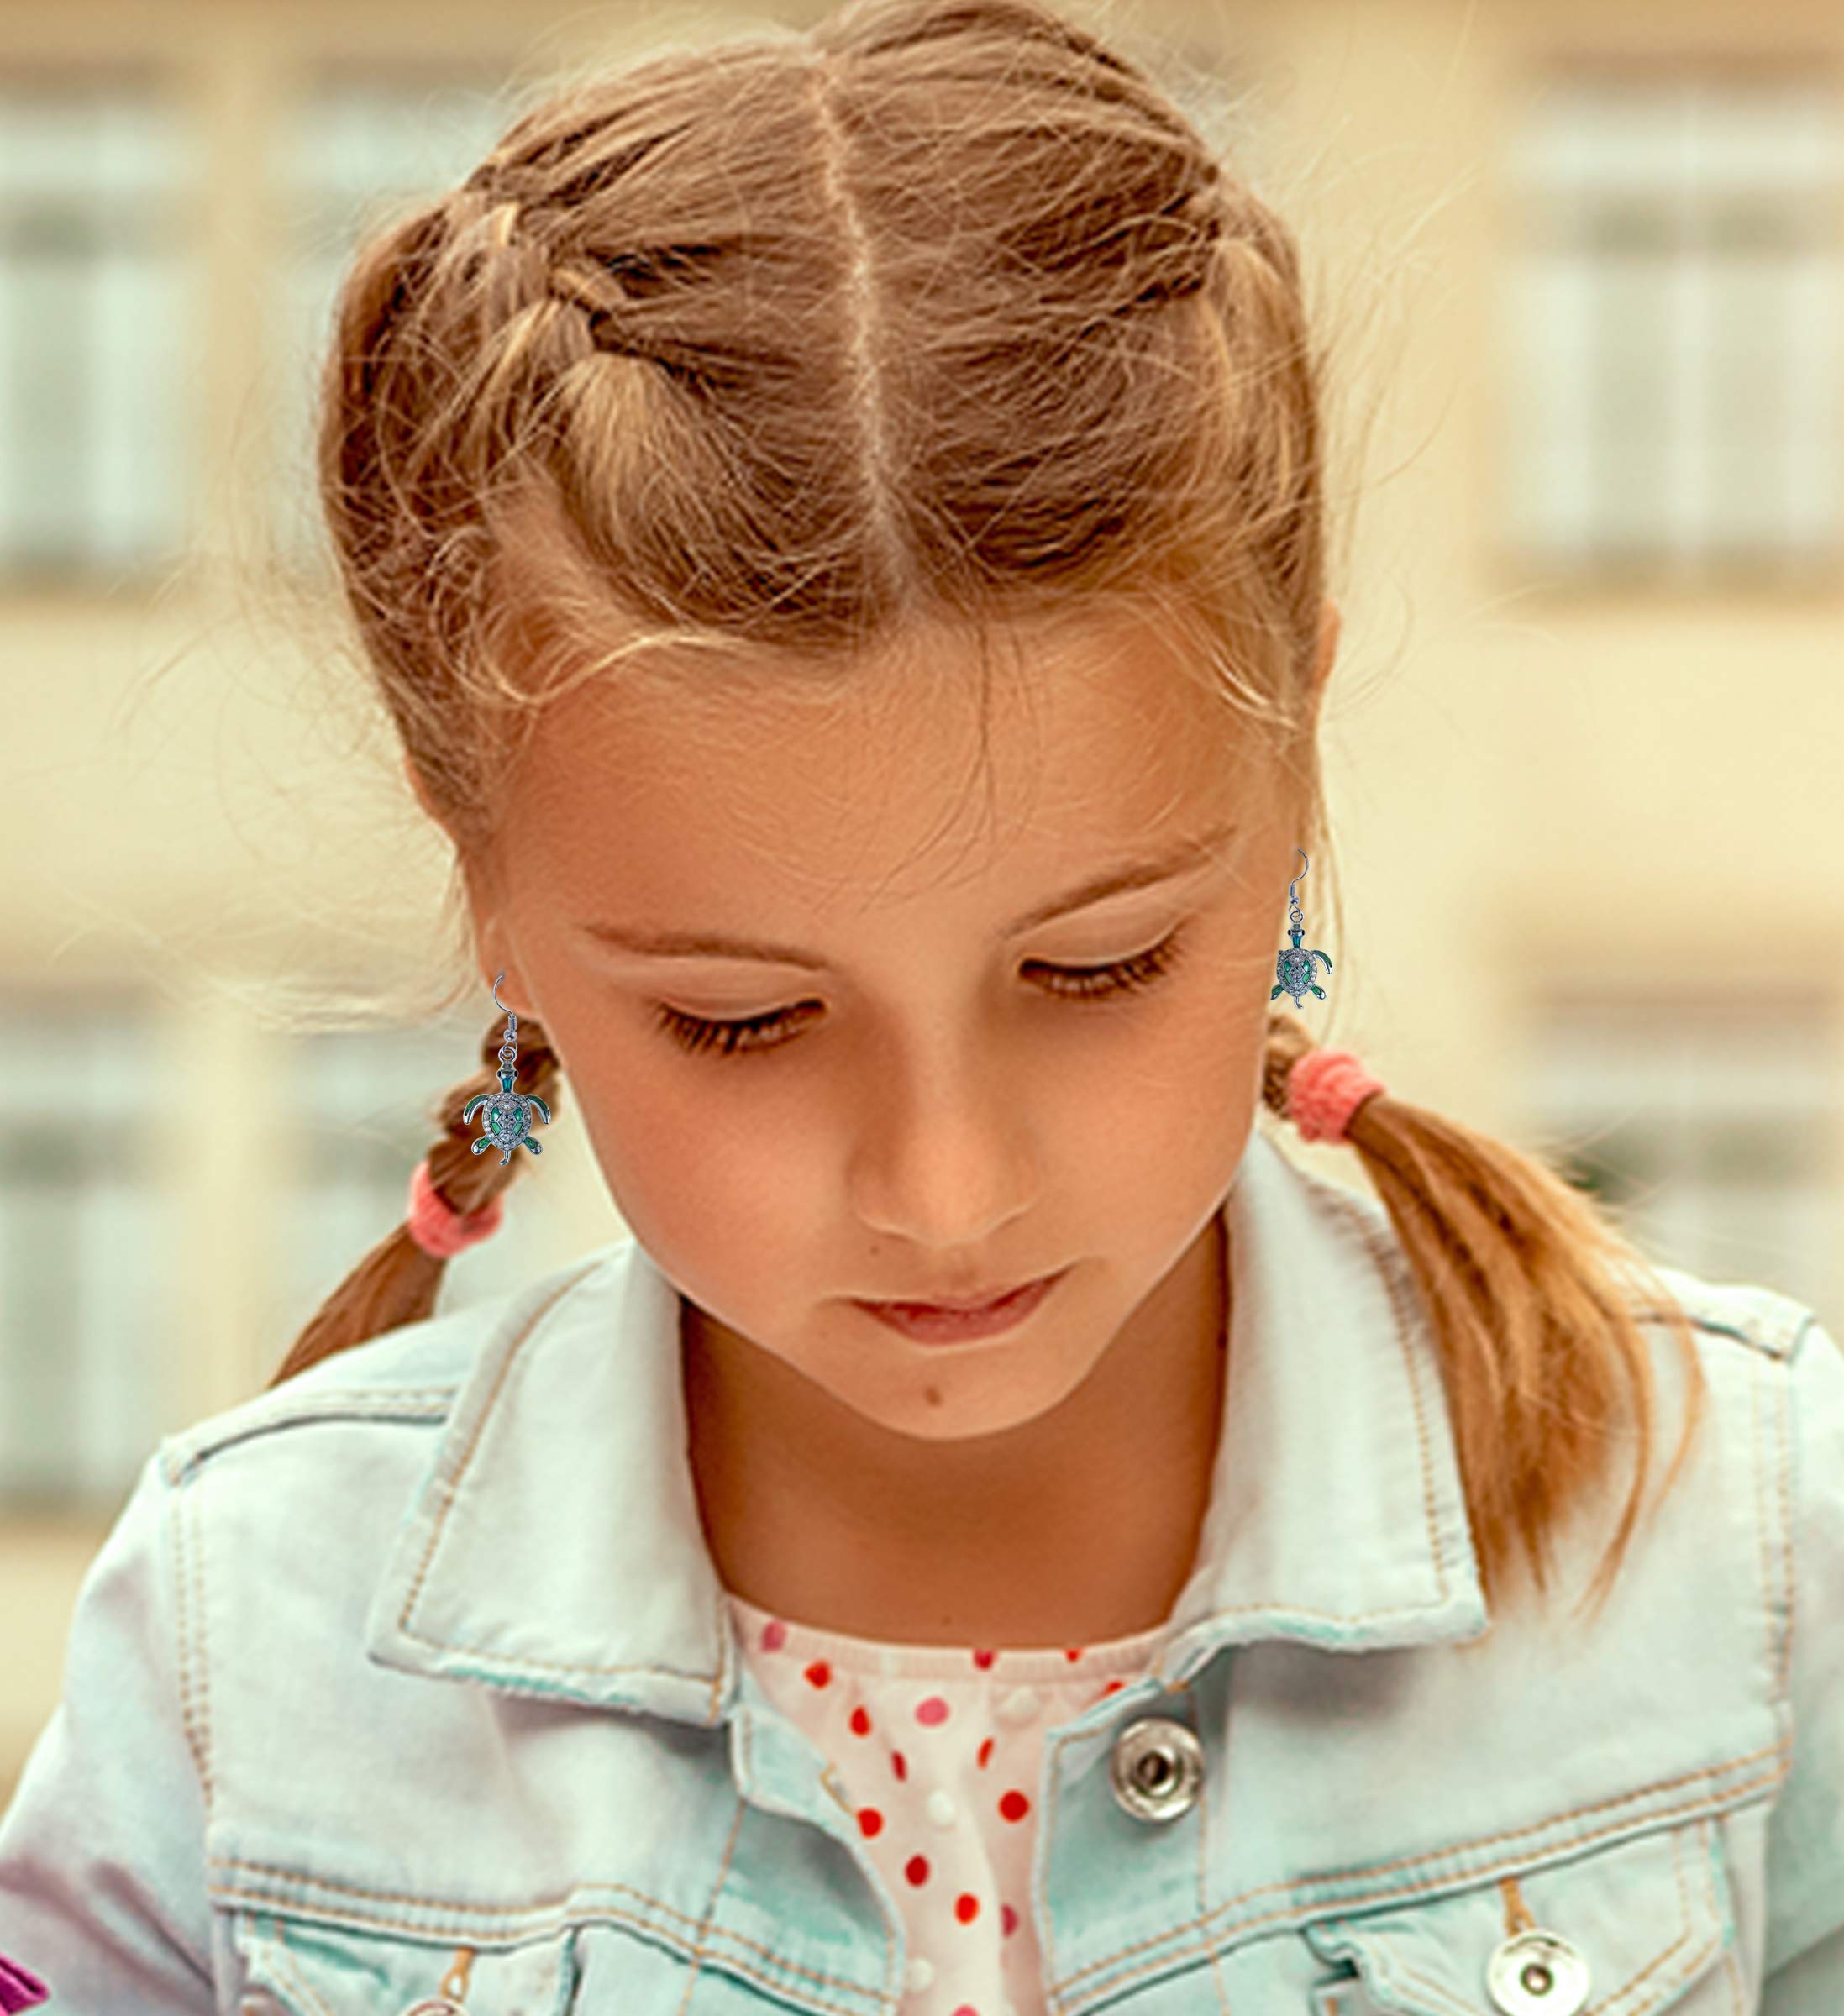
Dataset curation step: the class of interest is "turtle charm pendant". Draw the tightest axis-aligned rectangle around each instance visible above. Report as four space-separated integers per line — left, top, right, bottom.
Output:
464 974 552 1166
464 1070 551 1165
1271 927 1333 1007
1270 849 1332 1008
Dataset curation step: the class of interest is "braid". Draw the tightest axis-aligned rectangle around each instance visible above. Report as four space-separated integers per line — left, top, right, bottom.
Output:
264 1012 565 1389
1259 1006 1326 1128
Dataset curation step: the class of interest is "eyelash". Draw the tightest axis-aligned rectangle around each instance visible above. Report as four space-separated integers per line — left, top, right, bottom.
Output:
650 923 1192 1060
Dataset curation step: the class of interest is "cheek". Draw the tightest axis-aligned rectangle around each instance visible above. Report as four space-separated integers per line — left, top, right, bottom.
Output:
574 1054 813 1282
1067 1014 1256 1189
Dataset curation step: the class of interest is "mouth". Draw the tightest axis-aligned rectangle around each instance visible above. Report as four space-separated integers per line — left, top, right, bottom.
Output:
851 1267 1069 1343
860 1268 1059 1314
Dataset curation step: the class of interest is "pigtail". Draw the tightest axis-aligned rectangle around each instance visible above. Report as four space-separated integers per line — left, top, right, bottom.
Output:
264 1016 565 1390
1259 1010 1710 1631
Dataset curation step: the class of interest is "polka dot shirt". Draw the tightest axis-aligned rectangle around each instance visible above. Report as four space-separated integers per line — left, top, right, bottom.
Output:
727 1590 1171 2016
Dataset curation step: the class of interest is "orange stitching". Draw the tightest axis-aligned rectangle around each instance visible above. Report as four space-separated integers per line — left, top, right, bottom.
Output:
172 1468 214 1812
208 1779 1779 2013
1340 1195 1457 1594
269 1913 341 2016
1051 1767 1780 1998
396 1272 590 1631
1770 1340 1797 1702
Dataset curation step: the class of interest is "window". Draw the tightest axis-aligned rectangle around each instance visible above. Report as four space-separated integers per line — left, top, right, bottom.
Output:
266 66 521 579
0 70 200 588
0 995 175 1511
1503 68 1844 581
1528 985 1841 1327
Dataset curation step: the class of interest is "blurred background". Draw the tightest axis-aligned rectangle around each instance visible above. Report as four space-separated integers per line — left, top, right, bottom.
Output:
2 0 1841 1803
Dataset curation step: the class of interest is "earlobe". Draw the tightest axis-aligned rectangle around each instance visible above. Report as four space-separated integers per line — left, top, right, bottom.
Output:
1316 599 1341 689
402 753 435 821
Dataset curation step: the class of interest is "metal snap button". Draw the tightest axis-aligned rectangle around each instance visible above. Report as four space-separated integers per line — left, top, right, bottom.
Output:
1107 1715 1204 1823
1485 1929 1590 2016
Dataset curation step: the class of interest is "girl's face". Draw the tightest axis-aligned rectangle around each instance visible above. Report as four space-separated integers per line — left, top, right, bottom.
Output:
452 602 1337 1451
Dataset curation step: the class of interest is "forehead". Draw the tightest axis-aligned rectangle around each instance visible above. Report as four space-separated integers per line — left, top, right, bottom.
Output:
502 609 1251 909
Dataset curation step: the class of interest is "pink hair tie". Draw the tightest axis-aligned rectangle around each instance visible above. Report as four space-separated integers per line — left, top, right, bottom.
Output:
0 1953 50 2013
1287 1045 1387 1144
406 1155 506 1258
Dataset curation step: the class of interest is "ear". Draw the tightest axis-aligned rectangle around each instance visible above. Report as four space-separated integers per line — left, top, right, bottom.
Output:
1314 599 1341 694
402 753 437 822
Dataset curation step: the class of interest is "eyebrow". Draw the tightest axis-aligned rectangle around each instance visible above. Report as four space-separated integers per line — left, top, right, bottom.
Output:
579 819 1239 969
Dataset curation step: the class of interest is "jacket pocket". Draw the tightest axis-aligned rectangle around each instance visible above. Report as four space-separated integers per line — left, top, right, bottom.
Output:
1304 1814 1737 2014
229 1910 577 2016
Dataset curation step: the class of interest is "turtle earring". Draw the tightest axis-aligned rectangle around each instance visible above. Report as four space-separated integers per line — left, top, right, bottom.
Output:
463 972 554 1165
1271 849 1334 1008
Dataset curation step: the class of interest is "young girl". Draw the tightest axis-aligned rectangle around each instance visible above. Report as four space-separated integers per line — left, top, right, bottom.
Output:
3 0 1839 2009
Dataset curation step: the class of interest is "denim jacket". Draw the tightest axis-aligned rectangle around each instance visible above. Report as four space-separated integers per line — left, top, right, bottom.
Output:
1 1120 1840 2014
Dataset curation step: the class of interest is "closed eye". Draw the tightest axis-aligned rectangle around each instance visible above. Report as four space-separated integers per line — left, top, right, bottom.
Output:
649 923 1192 1060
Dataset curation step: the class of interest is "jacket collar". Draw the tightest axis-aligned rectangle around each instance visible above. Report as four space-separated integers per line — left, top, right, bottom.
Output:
364 1122 1489 1724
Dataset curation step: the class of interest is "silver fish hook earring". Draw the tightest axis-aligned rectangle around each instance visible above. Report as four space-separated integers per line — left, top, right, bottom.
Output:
464 972 554 1166
1273 853 1388 1146
1272 850 1334 1008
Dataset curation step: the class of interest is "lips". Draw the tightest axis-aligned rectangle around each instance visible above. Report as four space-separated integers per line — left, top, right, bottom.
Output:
867 1271 1053 1313
855 1268 1066 1344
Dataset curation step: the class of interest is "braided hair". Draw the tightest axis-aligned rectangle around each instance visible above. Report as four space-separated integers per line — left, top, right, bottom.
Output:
265 1010 565 1389
281 0 1712 1632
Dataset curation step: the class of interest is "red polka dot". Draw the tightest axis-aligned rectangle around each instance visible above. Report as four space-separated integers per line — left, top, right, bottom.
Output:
916 1695 949 1725
1064 1648 1083 1662
954 1893 980 1924
848 1706 872 1737
952 2006 979 2015
976 1736 995 1768
972 1649 995 1669
760 1620 787 1651
1001 1903 1019 1936
857 1807 884 1837
998 1789 1030 1822
891 1750 908 1782
1100 1679 1127 1698
803 1661 832 1688
904 1854 930 1886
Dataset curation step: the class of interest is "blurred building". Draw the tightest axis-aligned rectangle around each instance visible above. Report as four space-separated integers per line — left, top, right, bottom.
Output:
2 0 1841 1802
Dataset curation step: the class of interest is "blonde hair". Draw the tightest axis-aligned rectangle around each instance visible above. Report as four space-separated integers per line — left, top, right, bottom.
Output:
271 0 1707 1635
